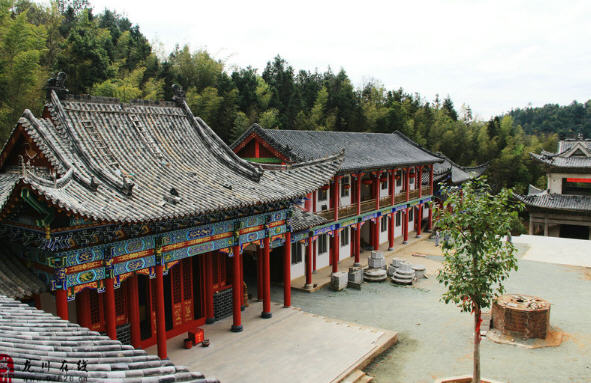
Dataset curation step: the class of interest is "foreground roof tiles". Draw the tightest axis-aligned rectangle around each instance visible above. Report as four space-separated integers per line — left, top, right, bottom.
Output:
232 125 442 173
289 206 328 232
0 93 342 223
0 250 45 299
0 295 219 382
428 153 487 185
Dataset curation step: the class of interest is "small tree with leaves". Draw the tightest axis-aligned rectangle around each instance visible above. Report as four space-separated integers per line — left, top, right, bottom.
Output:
435 179 523 383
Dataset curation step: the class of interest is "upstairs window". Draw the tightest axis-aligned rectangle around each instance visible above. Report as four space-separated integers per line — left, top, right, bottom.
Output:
341 176 350 197
318 234 328 254
318 189 328 201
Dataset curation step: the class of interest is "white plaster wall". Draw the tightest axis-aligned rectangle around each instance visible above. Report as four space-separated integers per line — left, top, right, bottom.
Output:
338 227 351 262
316 188 331 211
547 172 590 193
395 212 404 237
340 175 352 206
395 176 404 195
316 235 330 269
290 242 305 279
379 216 389 245
380 179 389 198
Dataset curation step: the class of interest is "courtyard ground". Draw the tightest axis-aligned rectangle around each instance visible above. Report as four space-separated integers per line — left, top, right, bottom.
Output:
275 235 591 383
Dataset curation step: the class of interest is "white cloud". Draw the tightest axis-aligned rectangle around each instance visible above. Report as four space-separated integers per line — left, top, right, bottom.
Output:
85 0 591 118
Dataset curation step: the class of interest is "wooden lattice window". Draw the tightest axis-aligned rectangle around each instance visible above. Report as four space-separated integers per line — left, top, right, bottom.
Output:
172 265 182 304
115 287 125 316
182 259 192 301
89 290 100 324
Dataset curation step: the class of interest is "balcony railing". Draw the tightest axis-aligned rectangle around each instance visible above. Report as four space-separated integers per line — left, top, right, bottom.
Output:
379 196 392 207
409 189 420 200
394 193 407 204
360 199 376 214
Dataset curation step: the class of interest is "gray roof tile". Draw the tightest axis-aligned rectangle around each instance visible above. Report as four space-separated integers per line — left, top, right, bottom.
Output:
0 247 45 299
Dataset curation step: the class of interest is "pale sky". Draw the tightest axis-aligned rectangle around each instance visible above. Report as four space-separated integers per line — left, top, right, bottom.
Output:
86 0 590 119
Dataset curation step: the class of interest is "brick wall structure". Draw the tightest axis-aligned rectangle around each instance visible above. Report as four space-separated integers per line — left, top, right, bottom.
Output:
492 294 551 339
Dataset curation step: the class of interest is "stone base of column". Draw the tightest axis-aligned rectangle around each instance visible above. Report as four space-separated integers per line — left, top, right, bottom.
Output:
304 283 314 290
231 324 243 332
206 317 215 324
402 241 408 244
353 263 362 268
416 235 421 238
387 247 394 251
261 312 272 319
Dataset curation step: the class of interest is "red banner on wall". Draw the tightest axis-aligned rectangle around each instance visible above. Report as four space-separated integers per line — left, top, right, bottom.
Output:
566 178 591 183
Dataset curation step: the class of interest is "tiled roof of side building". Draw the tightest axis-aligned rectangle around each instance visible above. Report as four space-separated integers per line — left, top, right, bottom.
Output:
531 137 591 169
422 152 487 185
289 206 328 232
232 125 443 173
0 90 342 223
0 248 46 299
0 295 219 382
517 192 591 212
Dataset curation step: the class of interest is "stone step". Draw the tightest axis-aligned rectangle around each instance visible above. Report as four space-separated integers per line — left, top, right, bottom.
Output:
342 369 364 383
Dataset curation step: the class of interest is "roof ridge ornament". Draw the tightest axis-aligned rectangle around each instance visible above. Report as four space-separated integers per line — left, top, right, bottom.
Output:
46 72 69 100
172 84 185 105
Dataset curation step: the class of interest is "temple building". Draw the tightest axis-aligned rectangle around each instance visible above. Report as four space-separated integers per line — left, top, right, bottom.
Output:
428 152 487 204
0 75 341 360
232 125 443 285
520 135 591 239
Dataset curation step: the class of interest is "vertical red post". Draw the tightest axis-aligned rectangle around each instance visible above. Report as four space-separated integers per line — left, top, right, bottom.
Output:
76 289 91 328
304 193 312 212
261 237 271 319
373 217 380 251
390 169 396 206
354 222 361 266
332 231 340 273
56 289 68 321
388 213 395 251
312 238 317 271
231 245 243 331
403 209 409 244
374 171 381 210
405 168 410 201
428 203 433 231
239 249 245 311
155 262 167 358
305 237 313 289
419 166 423 198
356 174 362 215
104 278 117 340
257 247 263 301
334 176 341 221
128 274 141 347
206 253 215 323
312 190 317 213
283 232 291 307
416 205 423 237
430 164 434 194
254 140 260 158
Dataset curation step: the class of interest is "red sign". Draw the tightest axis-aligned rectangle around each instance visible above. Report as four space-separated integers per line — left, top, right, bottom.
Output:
566 178 591 183
0 354 13 383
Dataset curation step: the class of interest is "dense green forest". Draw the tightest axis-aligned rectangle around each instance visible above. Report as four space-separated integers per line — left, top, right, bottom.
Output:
1 0 583 195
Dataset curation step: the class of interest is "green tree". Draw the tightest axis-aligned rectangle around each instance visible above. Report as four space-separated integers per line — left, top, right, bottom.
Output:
436 179 523 383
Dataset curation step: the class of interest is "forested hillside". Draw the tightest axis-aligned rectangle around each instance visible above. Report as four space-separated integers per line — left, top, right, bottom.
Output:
509 101 591 137
0 0 570 194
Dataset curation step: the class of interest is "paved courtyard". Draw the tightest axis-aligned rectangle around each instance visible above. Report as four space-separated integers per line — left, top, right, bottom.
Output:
278 236 591 383
147 300 397 383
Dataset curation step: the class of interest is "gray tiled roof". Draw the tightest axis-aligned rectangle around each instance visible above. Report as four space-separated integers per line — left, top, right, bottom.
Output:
0 93 342 223
517 192 591 212
232 125 442 173
531 138 591 168
0 295 219 382
289 207 328 232
423 153 487 185
0 249 45 299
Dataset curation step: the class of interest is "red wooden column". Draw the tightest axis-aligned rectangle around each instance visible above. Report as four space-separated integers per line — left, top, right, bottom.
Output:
355 174 362 215
428 203 433 231
155 250 167 358
104 278 117 340
33 294 42 310
312 191 317 213
333 176 341 221
388 213 395 251
283 232 292 308
405 168 410 201
305 237 313 289
373 217 380 251
403 208 409 244
261 237 272 319
231 245 243 331
332 230 340 273
206 253 215 323
416 205 423 238
354 222 361 266
254 140 260 158
374 171 381 210
239 249 245 311
304 193 312 211
128 274 141 347
418 166 423 198
56 289 68 320
257 247 263 301
390 169 396 206
430 164 434 194
76 289 91 328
